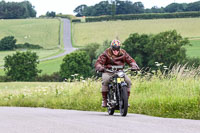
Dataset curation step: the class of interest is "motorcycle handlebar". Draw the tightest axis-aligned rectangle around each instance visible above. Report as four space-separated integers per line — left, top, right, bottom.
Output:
105 68 138 73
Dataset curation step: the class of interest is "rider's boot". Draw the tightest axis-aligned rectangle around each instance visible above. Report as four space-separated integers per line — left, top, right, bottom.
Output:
101 92 108 107
128 91 130 107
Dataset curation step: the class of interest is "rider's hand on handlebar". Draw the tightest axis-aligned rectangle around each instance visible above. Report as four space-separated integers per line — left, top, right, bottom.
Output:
99 66 105 72
131 64 140 71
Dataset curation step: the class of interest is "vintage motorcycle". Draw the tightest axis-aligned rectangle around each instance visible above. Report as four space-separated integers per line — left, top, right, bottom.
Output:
105 65 132 117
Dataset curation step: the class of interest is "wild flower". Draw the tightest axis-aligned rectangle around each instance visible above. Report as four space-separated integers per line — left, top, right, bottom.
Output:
156 63 161 66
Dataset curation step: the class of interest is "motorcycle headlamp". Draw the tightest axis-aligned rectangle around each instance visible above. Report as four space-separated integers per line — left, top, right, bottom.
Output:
117 71 125 78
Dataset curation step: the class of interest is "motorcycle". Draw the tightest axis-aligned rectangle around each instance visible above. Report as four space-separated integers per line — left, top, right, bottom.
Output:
105 65 132 117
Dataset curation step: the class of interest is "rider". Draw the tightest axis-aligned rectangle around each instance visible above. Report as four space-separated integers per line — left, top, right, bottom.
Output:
95 39 140 107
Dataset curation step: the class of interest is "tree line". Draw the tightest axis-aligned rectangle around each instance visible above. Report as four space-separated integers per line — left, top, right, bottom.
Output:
0 1 36 19
74 0 200 17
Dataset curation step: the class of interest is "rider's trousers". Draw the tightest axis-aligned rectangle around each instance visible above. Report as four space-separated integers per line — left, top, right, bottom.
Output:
101 72 132 92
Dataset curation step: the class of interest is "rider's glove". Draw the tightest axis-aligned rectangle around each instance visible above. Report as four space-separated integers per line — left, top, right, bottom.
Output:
98 66 105 72
131 63 140 70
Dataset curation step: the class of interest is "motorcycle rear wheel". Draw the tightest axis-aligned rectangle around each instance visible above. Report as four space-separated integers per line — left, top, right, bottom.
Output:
119 86 128 116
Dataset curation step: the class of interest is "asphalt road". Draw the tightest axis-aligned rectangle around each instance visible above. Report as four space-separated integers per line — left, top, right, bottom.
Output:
0 107 199 133
40 18 77 61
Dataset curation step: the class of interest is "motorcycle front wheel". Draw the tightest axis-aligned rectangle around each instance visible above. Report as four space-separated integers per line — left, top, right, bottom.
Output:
119 86 128 116
108 107 115 115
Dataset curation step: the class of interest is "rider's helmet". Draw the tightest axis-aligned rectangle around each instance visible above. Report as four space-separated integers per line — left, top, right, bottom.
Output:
110 39 121 51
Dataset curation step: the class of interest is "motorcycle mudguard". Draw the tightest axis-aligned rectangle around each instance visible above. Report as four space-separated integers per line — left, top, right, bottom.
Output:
121 82 127 87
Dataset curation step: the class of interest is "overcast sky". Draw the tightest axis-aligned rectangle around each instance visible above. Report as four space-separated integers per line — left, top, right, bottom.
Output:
5 0 199 16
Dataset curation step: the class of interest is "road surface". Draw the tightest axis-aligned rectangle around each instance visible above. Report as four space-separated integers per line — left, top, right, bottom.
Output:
39 18 77 61
0 107 199 133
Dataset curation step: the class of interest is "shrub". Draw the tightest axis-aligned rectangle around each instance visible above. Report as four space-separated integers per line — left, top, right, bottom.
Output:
122 30 190 69
0 36 16 51
4 51 41 81
0 75 12 82
16 42 43 49
60 51 92 80
85 11 200 22
183 57 200 68
36 72 62 82
79 43 100 66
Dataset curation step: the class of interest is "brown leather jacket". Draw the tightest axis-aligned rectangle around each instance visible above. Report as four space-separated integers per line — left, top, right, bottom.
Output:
95 48 138 72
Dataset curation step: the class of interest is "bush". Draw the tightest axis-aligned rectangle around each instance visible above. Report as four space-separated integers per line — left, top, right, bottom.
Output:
16 43 43 49
122 30 190 69
4 51 41 81
79 43 100 65
72 19 81 23
0 75 12 82
183 57 200 68
36 72 62 82
60 51 92 80
85 11 200 22
0 36 16 51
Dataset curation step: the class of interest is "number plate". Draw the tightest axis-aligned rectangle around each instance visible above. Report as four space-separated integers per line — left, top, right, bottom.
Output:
117 78 124 83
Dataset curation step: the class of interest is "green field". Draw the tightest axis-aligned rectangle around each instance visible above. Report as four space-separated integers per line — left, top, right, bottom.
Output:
186 40 200 58
72 18 200 44
38 56 64 75
0 19 60 49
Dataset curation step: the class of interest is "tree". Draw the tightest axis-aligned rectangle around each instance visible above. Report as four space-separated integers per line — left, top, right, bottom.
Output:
0 1 36 19
0 36 16 51
60 51 92 80
46 11 56 17
122 30 190 69
165 3 186 12
73 4 87 17
4 51 41 81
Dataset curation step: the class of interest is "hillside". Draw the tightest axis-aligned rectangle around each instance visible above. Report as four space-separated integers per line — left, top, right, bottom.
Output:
72 18 200 58
0 19 60 49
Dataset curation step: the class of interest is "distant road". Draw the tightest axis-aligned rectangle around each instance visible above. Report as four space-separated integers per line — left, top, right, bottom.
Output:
0 107 199 133
40 18 77 61
0 18 76 69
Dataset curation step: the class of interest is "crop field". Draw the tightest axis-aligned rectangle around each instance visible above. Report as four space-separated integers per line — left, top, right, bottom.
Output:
0 19 60 49
0 69 199 119
72 17 200 45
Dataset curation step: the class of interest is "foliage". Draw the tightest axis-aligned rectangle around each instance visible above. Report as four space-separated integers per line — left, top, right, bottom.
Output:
122 30 190 69
0 75 12 82
4 51 41 81
60 51 92 80
0 36 16 51
46 11 56 18
182 57 200 68
35 72 62 82
0 1 36 19
79 43 100 65
85 12 200 22
16 43 43 49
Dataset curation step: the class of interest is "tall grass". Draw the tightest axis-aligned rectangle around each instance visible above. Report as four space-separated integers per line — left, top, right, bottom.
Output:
0 65 199 119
